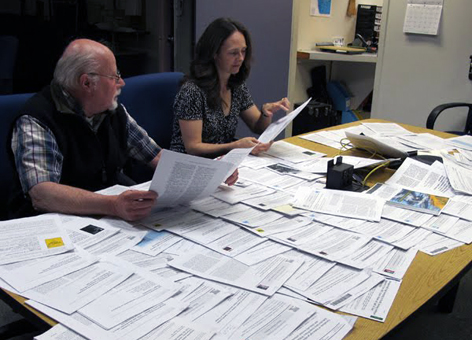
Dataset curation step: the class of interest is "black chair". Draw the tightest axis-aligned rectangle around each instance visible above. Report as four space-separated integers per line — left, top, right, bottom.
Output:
426 102 472 135
0 93 34 221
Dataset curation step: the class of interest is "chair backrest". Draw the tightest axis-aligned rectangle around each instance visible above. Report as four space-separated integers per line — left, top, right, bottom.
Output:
119 72 184 149
427 102 472 135
0 93 34 220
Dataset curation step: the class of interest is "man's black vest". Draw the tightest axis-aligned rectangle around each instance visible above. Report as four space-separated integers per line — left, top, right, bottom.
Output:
8 86 129 219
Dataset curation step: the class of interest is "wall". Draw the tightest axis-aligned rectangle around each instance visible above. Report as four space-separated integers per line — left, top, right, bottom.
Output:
373 0 472 131
195 0 293 139
288 0 383 128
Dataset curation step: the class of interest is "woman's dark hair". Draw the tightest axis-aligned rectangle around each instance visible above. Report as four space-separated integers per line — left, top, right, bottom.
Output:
190 17 252 110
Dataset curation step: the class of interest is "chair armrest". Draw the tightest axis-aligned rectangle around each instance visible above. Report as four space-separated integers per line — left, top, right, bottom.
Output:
427 102 472 133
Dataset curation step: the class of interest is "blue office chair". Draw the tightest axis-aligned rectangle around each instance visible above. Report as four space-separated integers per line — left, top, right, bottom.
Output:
120 72 184 149
0 92 44 340
0 93 34 221
119 72 184 183
426 102 472 135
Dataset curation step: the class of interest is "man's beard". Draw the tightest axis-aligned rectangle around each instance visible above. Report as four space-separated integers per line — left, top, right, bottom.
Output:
109 90 121 112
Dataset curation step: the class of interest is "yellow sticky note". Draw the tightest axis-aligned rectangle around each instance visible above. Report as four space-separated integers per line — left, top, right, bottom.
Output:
45 237 65 249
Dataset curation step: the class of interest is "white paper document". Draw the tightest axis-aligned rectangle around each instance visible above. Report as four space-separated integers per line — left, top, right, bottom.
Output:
263 140 325 163
169 250 303 296
443 219 472 244
150 149 233 207
131 230 182 256
418 233 464 256
341 278 402 322
337 240 394 270
229 294 315 340
205 227 267 257
258 98 311 144
283 250 336 292
0 250 97 292
194 286 267 340
284 303 356 340
386 157 454 197
362 123 414 137
28 299 188 340
294 187 384 222
298 228 372 262
0 214 74 265
290 264 371 305
34 324 85 340
373 247 418 280
234 240 292 266
221 206 283 228
78 268 181 329
442 154 472 195
173 277 233 322
62 216 120 249
23 259 133 314
139 319 216 340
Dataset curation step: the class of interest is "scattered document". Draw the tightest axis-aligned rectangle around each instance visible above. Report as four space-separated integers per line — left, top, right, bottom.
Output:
340 278 402 322
131 230 182 256
0 214 74 265
386 158 454 197
294 187 385 222
263 140 325 163
362 122 414 137
28 299 188 340
173 277 233 322
418 233 464 256
229 294 316 340
442 154 472 195
169 250 303 296
194 286 267 340
34 324 85 340
234 240 292 266
62 217 119 249
258 98 311 144
284 305 356 340
139 319 216 340
150 149 233 207
0 250 96 293
23 259 133 314
78 266 181 329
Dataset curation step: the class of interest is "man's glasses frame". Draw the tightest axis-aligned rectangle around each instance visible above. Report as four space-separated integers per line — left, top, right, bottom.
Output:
87 70 122 83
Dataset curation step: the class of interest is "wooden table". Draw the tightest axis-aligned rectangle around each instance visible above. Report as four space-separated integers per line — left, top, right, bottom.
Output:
288 119 472 339
2 119 471 339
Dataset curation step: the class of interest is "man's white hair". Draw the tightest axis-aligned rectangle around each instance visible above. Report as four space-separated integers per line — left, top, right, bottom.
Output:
53 40 106 92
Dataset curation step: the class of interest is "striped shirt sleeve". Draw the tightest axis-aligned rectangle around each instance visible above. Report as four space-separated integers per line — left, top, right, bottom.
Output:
11 115 63 193
123 106 161 164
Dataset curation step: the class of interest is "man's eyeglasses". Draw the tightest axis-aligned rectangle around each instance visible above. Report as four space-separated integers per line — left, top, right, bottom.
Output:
87 70 122 83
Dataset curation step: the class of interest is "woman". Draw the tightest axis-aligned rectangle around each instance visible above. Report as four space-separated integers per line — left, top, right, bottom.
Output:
169 17 290 158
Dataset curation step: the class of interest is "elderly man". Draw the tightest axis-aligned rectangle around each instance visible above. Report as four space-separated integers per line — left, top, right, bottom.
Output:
8 39 237 221
8 39 160 221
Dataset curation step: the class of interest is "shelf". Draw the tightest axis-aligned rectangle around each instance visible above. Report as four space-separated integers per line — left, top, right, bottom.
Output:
297 49 377 63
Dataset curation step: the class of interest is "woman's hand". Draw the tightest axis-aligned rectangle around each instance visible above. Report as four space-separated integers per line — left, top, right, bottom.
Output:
233 137 259 149
261 97 291 118
251 141 273 155
224 169 239 186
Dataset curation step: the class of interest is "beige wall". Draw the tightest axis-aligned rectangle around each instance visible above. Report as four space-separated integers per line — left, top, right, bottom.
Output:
297 0 383 50
287 0 383 134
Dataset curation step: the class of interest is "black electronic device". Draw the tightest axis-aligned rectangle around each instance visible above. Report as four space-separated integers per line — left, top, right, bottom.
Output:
292 100 340 136
354 5 382 52
326 157 354 190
